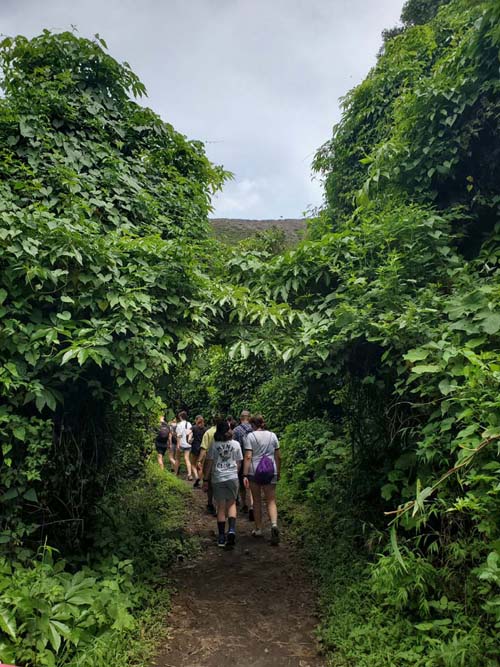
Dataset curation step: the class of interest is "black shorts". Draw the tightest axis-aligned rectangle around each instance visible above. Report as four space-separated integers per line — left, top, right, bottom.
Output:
155 441 168 454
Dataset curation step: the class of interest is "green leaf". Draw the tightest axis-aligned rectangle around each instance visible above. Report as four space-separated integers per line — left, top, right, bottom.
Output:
480 312 500 335
438 378 455 395
0 487 19 502
404 348 431 363
126 367 138 382
13 426 26 441
411 364 440 374
48 620 61 652
23 487 38 502
0 608 17 639
390 525 407 571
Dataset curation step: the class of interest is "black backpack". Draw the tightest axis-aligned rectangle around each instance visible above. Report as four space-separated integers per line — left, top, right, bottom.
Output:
157 423 170 443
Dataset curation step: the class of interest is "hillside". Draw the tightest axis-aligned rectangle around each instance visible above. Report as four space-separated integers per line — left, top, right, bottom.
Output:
210 217 306 245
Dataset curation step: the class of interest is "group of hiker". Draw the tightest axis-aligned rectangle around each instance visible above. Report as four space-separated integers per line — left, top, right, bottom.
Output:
155 410 281 548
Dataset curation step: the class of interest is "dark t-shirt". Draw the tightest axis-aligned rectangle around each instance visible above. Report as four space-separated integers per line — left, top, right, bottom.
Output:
233 422 253 447
191 425 206 455
156 423 170 444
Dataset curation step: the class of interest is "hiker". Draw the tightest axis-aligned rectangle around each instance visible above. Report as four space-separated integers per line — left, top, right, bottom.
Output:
190 415 206 488
155 414 171 470
227 415 237 430
203 421 243 548
198 417 218 514
176 410 193 479
243 414 281 545
233 410 254 521
168 417 180 473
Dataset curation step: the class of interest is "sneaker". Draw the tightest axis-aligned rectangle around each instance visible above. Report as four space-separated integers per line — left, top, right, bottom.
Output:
251 528 263 538
248 508 255 522
193 479 201 488
207 503 216 515
226 531 236 547
217 534 226 548
270 525 280 546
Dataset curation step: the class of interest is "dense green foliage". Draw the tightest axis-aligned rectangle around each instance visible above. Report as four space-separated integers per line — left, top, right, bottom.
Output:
2 2 500 664
178 1 500 664
0 31 222 665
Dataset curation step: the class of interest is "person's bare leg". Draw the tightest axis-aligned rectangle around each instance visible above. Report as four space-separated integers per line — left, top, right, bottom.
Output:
217 499 226 523
168 450 176 471
157 453 164 470
227 499 237 519
263 484 278 525
174 448 181 474
250 481 262 531
184 449 192 478
191 454 199 480
246 487 254 510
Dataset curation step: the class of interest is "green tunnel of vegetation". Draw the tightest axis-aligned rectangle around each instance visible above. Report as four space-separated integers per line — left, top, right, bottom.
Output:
1 0 499 665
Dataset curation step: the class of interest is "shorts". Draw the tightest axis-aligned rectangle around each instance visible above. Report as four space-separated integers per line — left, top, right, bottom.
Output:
247 474 278 486
190 451 200 466
155 441 168 454
212 479 239 503
180 444 191 452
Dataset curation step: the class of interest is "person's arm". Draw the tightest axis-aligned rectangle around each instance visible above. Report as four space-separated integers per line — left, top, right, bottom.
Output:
202 459 213 492
243 450 252 488
235 443 243 473
197 447 206 469
197 434 209 471
275 448 281 480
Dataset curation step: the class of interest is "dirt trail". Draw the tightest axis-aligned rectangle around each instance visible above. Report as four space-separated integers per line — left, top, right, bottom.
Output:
153 483 325 667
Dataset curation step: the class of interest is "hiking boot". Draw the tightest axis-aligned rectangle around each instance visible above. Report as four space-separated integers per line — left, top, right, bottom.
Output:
251 528 263 538
217 534 226 548
270 525 280 546
226 531 236 548
248 508 255 522
193 479 201 488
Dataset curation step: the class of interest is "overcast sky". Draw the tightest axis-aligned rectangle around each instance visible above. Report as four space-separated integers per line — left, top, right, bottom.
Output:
1 0 404 219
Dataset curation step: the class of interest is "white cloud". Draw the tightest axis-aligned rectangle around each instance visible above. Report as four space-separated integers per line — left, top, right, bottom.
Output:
0 0 405 219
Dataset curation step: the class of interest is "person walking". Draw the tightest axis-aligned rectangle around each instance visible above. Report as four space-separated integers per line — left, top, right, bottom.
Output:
243 414 281 545
155 414 171 470
190 415 206 488
168 417 179 474
198 417 217 514
233 410 255 520
203 421 243 548
176 410 193 479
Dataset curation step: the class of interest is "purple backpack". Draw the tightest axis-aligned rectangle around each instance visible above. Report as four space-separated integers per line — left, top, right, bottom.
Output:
254 454 275 484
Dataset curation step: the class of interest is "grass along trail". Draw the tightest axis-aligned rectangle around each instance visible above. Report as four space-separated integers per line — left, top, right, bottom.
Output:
153 478 325 667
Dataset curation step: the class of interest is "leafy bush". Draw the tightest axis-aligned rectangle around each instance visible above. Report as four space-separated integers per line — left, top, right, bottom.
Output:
89 461 195 575
220 1 500 663
0 551 137 667
0 30 227 551
249 372 310 434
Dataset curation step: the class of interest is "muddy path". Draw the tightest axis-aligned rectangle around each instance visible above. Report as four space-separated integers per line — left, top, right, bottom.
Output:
153 482 325 667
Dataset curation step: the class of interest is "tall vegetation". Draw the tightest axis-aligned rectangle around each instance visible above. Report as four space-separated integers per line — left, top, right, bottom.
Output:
0 31 225 665
173 1 500 664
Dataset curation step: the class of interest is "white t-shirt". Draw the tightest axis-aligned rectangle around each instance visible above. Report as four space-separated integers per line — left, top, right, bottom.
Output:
244 430 279 476
176 420 192 449
207 439 243 483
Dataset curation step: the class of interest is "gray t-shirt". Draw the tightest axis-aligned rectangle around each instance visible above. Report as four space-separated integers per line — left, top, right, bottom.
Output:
244 430 279 475
208 439 243 483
